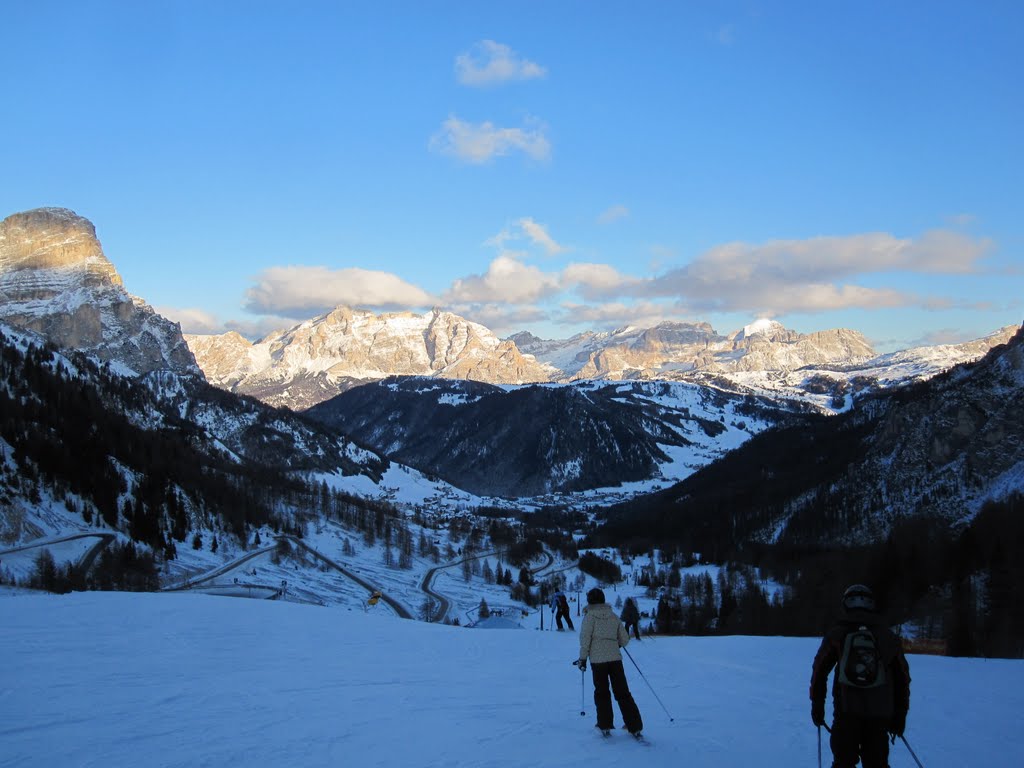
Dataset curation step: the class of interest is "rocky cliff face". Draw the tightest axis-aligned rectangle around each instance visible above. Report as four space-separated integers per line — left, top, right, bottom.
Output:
187 307 555 410
188 303 1014 412
0 208 200 376
516 320 874 381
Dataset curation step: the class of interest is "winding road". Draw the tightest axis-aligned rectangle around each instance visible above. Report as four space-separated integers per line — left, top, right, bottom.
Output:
20 526 562 627
419 548 554 623
0 532 117 573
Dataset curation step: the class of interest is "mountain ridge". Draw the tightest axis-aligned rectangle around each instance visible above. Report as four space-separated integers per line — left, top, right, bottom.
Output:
186 305 1017 412
0 208 199 377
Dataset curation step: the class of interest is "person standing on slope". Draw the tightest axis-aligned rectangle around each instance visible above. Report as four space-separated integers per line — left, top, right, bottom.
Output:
575 588 643 737
551 589 575 631
809 584 911 768
620 597 641 641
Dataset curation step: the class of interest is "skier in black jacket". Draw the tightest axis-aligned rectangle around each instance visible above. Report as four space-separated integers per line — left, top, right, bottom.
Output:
620 597 641 641
809 584 911 768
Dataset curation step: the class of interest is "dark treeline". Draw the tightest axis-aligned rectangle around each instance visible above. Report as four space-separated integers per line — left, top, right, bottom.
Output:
24 543 160 594
1 337 281 548
603 494 1024 658
578 551 622 584
0 330 411 590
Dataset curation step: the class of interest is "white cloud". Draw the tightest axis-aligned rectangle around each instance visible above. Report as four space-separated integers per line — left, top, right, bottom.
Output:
156 306 223 335
556 300 672 329
561 262 642 300
634 230 992 316
448 302 551 336
485 218 566 256
518 217 566 255
914 327 983 346
684 231 989 284
244 266 435 317
455 40 546 87
429 115 550 164
597 205 629 224
446 254 560 304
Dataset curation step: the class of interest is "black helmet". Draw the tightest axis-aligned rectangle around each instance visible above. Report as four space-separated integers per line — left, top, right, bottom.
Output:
842 584 876 612
586 588 606 605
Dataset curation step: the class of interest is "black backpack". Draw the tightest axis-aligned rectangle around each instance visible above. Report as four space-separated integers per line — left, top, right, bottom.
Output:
837 626 886 689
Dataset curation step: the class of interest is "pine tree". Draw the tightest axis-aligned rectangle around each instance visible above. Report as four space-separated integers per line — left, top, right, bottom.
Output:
419 597 435 621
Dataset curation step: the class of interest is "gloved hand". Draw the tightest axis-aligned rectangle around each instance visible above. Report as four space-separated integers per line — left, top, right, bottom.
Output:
888 710 906 738
811 699 826 727
573 659 587 672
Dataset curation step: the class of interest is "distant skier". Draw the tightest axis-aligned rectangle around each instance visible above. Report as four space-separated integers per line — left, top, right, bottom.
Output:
551 590 574 631
810 584 911 768
620 597 641 641
575 588 643 737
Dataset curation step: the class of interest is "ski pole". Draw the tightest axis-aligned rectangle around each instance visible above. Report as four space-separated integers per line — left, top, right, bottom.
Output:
900 735 925 768
580 667 586 716
817 726 821 768
622 646 674 722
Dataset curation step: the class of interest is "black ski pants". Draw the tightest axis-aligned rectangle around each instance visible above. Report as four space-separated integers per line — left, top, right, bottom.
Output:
591 659 643 734
829 713 890 768
555 607 574 630
624 620 641 640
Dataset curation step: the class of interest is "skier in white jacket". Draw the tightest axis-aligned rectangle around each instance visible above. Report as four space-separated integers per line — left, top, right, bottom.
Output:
575 588 643 736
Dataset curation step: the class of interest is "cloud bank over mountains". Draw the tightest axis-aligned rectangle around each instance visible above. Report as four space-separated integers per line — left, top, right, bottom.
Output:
167 226 996 341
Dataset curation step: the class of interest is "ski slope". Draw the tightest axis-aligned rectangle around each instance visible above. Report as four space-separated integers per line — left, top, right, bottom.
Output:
3 590 1022 768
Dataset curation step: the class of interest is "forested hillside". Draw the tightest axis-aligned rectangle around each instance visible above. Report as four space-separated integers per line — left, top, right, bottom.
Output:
0 327 403 587
589 326 1024 656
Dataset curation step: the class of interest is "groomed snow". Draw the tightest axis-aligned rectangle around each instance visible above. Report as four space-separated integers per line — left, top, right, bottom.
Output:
3 591 1022 768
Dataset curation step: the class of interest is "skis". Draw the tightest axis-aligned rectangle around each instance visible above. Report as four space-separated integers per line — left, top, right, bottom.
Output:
596 728 650 745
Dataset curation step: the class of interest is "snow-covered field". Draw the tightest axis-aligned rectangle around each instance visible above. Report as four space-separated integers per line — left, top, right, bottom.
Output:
3 590 1022 768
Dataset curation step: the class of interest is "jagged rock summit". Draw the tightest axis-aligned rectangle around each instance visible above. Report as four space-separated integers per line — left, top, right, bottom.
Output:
189 305 1015 413
511 317 875 380
0 207 200 376
186 306 555 410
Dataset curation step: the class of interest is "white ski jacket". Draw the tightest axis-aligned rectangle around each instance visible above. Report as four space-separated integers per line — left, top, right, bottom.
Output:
578 603 629 665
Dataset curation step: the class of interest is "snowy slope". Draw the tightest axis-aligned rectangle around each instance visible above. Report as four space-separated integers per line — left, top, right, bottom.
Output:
2 590 1022 768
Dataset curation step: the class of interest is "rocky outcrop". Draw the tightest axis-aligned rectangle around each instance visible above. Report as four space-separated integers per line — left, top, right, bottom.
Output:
0 208 200 376
187 307 554 410
188 305 1013 412
559 322 873 380
724 328 875 373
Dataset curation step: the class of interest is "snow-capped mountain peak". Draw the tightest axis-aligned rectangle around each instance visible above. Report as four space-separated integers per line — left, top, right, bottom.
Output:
0 208 200 377
186 305 556 409
737 317 786 340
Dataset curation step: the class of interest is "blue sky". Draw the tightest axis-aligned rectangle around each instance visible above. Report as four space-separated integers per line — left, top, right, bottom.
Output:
3 1 1021 352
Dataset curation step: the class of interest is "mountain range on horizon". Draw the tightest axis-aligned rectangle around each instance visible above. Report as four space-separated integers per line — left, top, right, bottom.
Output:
2 207 1017 415
188 306 1018 412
